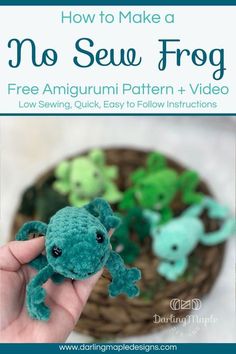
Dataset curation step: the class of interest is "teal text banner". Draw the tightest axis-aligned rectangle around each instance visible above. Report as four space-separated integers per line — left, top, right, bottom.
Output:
1 1 236 6
0 343 236 353
0 4 235 115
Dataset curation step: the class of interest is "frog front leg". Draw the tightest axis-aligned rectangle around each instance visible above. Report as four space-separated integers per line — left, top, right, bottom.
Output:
119 189 136 210
69 193 90 208
105 251 141 298
16 221 48 272
26 264 54 320
159 207 173 224
103 181 123 203
158 258 188 281
179 171 203 205
51 273 65 284
53 180 70 195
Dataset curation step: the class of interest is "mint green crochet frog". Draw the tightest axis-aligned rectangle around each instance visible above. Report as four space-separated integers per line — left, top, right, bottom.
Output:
15 198 141 321
53 149 122 207
144 197 235 281
119 152 203 223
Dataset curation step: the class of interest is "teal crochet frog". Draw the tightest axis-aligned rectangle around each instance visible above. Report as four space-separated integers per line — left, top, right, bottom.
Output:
119 152 203 223
16 198 141 321
111 207 150 264
144 197 235 281
53 149 122 208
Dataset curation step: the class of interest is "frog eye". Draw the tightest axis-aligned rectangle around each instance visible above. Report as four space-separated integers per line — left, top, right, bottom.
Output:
96 232 104 243
51 245 62 257
171 244 178 251
158 193 165 200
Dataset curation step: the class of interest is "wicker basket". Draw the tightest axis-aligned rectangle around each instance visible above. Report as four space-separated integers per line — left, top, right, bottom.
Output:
11 148 225 339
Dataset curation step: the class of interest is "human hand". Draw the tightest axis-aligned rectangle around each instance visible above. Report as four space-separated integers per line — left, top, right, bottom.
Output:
0 237 102 343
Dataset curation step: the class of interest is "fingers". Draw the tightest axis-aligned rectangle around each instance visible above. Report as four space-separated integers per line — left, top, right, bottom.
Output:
44 270 103 328
73 269 103 309
0 237 45 272
108 228 115 237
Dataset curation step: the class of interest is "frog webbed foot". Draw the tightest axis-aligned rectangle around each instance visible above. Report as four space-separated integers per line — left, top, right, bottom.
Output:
26 285 50 321
109 267 141 298
69 194 90 208
158 258 187 281
106 250 141 298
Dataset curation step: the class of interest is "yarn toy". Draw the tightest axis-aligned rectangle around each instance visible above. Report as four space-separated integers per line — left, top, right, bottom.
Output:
20 183 70 222
53 149 122 208
111 207 150 264
111 220 140 264
19 185 38 217
16 198 141 321
119 151 203 223
144 197 235 281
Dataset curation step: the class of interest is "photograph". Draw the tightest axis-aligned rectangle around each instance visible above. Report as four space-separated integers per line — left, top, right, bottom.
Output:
0 0 235 352
0 116 235 343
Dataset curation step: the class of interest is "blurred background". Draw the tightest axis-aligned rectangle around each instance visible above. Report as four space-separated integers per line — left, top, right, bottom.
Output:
0 116 235 342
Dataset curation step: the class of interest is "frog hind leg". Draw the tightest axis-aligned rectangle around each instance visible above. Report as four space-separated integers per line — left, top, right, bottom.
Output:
103 181 123 203
184 197 231 219
158 258 188 281
15 221 48 271
69 194 90 208
53 180 70 195
179 171 203 205
51 273 65 284
200 218 236 246
26 264 54 321
84 198 120 231
159 207 173 224
118 189 136 210
105 251 141 298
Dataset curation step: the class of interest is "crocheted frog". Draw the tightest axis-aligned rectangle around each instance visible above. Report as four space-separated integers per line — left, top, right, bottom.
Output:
119 152 203 223
16 198 141 321
53 149 122 208
111 207 150 264
144 197 235 281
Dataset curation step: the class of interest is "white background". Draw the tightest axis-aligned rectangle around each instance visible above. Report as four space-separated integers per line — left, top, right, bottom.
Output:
0 6 235 113
0 116 235 342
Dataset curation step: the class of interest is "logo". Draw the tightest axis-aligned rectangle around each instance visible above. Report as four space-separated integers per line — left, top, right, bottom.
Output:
170 298 202 311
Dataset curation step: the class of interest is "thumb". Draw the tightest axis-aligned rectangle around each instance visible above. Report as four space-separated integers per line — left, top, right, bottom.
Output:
0 237 45 272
